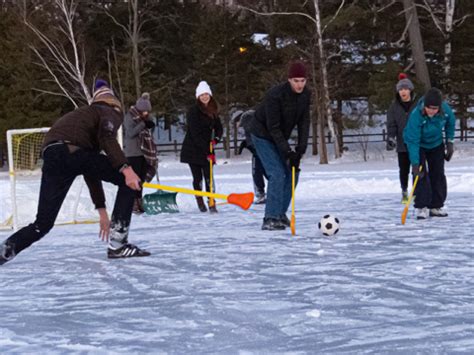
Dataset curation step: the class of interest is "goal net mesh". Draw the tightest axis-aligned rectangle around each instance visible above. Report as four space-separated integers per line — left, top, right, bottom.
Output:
2 128 116 230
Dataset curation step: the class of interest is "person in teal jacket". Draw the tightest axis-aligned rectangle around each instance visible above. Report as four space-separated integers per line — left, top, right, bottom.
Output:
403 87 455 220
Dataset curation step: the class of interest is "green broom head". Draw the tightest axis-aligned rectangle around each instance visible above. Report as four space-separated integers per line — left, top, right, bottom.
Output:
143 190 179 214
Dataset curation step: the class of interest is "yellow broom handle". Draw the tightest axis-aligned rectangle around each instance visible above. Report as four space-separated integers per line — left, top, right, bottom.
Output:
143 182 227 200
209 141 214 206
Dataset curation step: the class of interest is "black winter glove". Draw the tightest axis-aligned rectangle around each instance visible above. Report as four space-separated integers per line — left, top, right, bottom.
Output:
386 137 396 151
412 165 424 179
144 120 155 129
238 141 247 155
445 142 454 162
287 150 302 169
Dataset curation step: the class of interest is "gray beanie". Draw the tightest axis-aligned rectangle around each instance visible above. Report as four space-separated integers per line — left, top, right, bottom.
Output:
136 92 152 112
396 73 414 91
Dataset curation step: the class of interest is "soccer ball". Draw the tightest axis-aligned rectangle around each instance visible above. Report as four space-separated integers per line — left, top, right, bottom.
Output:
318 215 340 236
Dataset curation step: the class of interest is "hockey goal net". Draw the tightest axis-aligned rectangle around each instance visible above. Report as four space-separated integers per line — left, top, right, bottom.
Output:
2 128 113 230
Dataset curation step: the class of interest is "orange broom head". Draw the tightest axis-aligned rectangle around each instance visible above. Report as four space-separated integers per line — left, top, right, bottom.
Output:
227 192 254 210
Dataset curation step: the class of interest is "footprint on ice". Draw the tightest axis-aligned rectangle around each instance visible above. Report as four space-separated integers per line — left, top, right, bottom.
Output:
306 309 321 318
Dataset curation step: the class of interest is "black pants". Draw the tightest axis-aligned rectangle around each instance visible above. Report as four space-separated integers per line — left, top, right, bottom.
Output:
252 154 267 195
5 144 135 256
127 156 147 198
397 152 410 191
188 163 214 194
414 143 447 209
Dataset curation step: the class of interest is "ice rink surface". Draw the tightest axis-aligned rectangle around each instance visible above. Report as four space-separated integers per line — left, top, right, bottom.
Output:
1 149 473 354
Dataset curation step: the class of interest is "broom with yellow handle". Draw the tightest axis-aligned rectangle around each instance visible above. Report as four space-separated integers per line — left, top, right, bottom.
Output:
143 182 254 210
401 165 423 225
290 166 296 236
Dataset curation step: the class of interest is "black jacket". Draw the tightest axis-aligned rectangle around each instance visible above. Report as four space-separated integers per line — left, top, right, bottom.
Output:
387 94 417 153
248 82 311 158
180 105 223 166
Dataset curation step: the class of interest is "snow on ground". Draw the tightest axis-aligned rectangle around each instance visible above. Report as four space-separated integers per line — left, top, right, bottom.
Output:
0 143 473 353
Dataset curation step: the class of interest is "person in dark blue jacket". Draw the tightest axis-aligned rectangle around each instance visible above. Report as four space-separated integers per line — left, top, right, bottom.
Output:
248 60 311 230
403 88 456 220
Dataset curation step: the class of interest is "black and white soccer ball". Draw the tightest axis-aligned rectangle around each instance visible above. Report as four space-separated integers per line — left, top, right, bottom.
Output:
318 214 340 236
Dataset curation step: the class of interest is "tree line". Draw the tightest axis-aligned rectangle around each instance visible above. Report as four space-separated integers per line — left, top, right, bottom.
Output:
0 0 472 163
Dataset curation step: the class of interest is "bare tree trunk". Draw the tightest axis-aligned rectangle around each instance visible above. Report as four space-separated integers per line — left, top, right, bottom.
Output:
130 0 141 98
444 0 455 78
310 41 319 157
111 38 125 109
313 0 340 159
22 0 91 106
223 3 230 159
103 0 144 98
318 99 328 164
402 0 431 90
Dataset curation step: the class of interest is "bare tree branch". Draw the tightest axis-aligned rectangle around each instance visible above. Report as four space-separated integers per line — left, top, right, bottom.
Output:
22 0 91 104
376 0 397 13
322 0 345 34
238 5 317 25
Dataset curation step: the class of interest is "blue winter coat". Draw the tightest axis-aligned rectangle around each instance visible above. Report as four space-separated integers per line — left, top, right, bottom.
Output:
403 99 456 165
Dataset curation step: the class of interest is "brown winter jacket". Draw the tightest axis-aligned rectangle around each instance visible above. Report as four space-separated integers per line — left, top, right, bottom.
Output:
43 103 127 208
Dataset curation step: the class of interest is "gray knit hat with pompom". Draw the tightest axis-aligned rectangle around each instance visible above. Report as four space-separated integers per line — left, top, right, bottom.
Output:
136 92 152 112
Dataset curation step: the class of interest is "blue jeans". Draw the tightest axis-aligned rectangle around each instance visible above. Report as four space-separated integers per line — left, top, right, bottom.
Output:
252 134 297 219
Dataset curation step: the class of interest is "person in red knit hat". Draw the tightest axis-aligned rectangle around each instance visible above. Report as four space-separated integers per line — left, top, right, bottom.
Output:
386 73 417 203
246 60 311 230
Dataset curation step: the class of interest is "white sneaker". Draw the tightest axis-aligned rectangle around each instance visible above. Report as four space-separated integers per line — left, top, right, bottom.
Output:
255 193 266 204
430 208 448 217
416 207 429 220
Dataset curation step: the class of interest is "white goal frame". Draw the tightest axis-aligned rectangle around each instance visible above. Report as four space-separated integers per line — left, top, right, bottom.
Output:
3 128 103 231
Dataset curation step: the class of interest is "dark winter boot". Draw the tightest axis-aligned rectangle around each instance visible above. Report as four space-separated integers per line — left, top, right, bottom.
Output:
107 243 151 259
261 218 286 231
132 198 145 215
196 197 207 212
208 199 218 213
0 241 16 265
279 214 291 227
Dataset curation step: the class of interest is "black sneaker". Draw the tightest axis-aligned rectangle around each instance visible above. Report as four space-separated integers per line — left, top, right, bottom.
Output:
0 241 15 265
261 218 286 231
279 214 291 227
107 244 151 259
